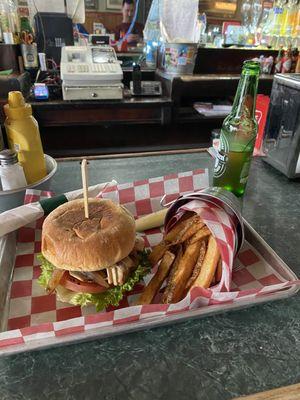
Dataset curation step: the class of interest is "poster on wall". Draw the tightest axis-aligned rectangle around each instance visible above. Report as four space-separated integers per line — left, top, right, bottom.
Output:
106 0 123 10
85 0 98 10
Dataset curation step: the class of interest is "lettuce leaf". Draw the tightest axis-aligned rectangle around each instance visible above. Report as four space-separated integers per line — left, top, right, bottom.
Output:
37 251 151 312
37 254 55 288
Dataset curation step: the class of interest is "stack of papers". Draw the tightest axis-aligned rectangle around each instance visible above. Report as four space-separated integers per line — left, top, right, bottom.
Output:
194 104 232 117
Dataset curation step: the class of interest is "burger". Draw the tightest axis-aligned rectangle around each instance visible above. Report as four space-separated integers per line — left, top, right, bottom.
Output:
38 198 150 311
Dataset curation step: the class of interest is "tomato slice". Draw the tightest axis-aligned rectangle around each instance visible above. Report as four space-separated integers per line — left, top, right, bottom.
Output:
60 272 107 294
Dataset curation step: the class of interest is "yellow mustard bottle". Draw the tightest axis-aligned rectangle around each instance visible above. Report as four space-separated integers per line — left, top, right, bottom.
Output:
4 91 47 184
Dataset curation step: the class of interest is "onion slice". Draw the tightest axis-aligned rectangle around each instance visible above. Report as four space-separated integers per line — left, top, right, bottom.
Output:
88 272 110 288
47 269 67 294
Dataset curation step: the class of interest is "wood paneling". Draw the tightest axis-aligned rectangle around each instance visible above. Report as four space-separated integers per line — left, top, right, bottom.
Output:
33 106 162 126
194 48 278 74
84 11 122 33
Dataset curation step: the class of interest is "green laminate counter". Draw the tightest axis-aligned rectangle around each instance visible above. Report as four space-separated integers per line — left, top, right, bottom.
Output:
1 152 300 400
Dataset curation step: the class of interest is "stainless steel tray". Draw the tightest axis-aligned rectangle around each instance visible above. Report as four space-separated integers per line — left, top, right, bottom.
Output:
0 220 298 356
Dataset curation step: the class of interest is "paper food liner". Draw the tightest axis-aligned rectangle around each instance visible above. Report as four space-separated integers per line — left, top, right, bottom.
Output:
0 169 299 351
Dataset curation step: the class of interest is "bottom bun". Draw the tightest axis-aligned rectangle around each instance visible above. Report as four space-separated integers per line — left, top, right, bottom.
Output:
55 285 84 305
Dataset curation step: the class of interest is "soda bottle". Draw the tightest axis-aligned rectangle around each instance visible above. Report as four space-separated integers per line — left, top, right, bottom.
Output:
291 47 299 72
296 52 300 72
213 61 260 197
281 46 292 72
0 125 4 151
275 45 284 71
280 0 298 46
271 0 288 47
260 1 274 46
291 1 300 47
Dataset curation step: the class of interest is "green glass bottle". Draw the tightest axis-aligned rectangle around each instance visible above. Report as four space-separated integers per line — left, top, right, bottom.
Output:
213 60 260 197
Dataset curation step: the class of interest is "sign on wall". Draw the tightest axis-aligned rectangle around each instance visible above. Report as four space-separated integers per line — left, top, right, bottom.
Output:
106 0 122 10
85 0 98 10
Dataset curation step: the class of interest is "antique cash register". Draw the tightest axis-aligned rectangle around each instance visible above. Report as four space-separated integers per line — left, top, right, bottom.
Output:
60 46 124 100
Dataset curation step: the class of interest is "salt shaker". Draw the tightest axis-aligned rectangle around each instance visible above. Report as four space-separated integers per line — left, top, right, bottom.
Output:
0 149 27 191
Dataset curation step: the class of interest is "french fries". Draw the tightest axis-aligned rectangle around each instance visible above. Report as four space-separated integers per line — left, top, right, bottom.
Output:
215 257 222 283
149 242 168 266
178 219 205 244
164 240 200 304
137 251 175 305
149 214 201 266
185 240 206 291
139 211 223 305
163 245 183 302
191 235 220 289
188 226 211 245
164 214 198 243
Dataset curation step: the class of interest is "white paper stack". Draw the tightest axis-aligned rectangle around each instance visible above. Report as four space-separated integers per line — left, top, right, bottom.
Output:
160 0 199 43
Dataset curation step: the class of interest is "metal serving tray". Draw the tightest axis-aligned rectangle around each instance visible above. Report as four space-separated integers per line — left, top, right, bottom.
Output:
0 220 298 356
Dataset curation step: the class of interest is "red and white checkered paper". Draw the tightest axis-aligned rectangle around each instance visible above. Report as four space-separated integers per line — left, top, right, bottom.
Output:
0 169 298 351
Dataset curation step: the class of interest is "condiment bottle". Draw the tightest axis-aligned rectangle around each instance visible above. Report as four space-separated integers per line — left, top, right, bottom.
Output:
4 91 47 184
296 53 300 73
0 149 27 190
275 46 284 73
281 46 292 73
0 126 4 151
291 47 299 72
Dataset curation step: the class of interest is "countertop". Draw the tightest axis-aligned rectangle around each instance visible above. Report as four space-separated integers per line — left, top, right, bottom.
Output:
1 152 300 400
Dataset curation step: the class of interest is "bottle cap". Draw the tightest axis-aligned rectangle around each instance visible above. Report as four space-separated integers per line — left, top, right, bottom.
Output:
0 149 18 166
4 91 32 120
8 91 26 108
211 129 221 138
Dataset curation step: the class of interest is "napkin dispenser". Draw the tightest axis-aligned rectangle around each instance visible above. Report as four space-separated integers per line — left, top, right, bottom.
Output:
263 74 300 179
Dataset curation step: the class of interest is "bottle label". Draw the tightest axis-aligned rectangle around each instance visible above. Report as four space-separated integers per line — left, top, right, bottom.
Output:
213 133 229 179
274 7 283 15
212 138 220 152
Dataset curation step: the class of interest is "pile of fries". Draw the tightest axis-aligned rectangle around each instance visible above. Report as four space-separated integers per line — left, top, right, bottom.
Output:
138 212 222 305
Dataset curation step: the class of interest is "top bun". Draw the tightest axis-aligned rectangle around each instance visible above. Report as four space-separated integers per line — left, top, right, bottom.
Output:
41 198 136 272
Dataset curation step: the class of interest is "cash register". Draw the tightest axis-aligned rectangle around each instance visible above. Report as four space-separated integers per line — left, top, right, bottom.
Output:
60 46 124 100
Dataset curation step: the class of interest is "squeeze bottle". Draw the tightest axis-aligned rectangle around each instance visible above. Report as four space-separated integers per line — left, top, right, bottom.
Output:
4 91 47 184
